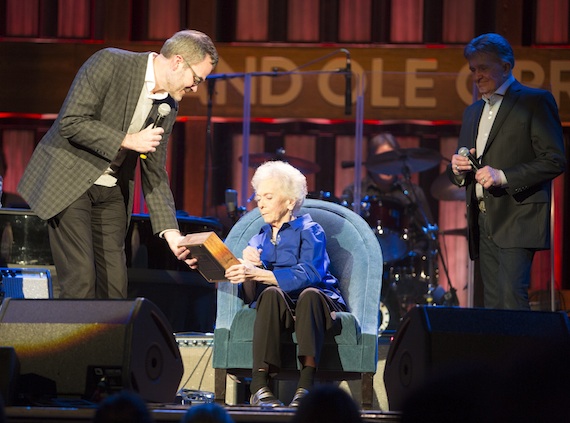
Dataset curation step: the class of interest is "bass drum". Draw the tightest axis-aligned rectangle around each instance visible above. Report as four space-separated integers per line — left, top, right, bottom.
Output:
378 301 392 334
380 250 440 332
360 196 411 263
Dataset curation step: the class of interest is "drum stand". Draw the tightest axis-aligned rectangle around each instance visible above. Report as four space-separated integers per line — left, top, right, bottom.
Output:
431 238 459 306
395 165 459 307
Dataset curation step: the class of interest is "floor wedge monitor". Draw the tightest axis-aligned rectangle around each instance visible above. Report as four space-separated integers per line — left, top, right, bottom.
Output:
0 297 183 403
383 305 570 411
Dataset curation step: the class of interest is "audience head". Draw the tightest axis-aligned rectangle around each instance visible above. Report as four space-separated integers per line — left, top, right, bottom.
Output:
180 402 234 423
251 160 308 214
291 385 362 423
0 394 5 423
92 391 153 423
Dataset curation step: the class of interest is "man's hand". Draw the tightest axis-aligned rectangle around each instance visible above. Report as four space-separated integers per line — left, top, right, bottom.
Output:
122 124 163 154
163 230 197 269
476 166 502 189
451 147 476 175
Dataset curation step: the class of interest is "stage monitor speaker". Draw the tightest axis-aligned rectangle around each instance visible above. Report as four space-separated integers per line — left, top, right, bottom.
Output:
383 306 570 411
0 346 20 406
0 297 183 403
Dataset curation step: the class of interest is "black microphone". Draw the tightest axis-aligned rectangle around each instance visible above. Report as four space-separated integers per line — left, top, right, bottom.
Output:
341 49 351 115
140 103 172 159
458 146 481 171
225 189 238 219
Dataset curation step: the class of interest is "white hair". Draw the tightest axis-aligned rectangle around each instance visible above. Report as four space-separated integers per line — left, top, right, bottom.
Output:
251 161 307 213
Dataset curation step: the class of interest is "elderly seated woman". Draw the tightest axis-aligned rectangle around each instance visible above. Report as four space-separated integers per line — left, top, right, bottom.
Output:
224 160 346 408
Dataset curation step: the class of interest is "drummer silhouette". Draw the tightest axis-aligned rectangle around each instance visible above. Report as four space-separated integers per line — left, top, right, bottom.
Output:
341 133 445 329
341 133 435 252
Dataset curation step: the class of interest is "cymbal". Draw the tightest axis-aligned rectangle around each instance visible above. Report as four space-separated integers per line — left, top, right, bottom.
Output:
430 172 466 201
365 148 442 175
240 152 321 175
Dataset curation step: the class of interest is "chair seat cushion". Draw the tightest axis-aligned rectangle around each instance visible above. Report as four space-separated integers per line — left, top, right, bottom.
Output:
228 308 361 345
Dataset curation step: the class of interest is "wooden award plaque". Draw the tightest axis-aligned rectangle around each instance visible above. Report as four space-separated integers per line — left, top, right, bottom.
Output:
178 232 240 282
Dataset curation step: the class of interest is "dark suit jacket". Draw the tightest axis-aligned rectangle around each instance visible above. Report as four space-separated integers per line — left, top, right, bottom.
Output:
18 48 180 235
447 80 566 259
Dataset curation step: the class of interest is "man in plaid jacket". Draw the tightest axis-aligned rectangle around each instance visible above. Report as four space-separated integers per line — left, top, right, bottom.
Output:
18 30 218 299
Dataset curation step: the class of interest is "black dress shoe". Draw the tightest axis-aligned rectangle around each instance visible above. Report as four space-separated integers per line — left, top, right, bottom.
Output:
250 386 284 407
289 387 309 407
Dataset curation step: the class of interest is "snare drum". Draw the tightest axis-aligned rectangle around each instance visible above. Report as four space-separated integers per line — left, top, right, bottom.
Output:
360 196 410 263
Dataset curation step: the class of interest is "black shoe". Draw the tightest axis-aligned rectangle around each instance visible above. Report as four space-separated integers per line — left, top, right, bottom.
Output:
250 386 284 407
289 387 309 407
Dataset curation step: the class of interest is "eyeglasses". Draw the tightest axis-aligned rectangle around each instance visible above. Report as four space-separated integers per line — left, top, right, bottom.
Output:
183 58 204 86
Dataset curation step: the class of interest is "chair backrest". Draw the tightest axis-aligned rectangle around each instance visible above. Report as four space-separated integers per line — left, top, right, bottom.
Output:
216 199 383 337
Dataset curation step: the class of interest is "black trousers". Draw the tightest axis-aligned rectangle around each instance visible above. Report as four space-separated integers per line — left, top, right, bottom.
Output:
48 184 128 299
478 212 534 310
252 286 344 371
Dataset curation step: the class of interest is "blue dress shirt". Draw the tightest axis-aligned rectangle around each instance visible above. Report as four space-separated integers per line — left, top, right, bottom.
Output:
246 213 345 307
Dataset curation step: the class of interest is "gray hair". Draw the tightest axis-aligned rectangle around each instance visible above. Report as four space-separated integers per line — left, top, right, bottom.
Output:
161 29 219 67
251 161 307 213
368 133 400 156
464 33 515 69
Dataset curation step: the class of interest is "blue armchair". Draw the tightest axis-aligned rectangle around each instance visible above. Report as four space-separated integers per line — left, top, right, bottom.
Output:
212 199 383 407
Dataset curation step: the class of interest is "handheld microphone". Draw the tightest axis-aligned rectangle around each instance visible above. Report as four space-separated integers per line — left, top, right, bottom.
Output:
225 189 238 219
458 147 481 171
341 49 352 115
140 103 172 159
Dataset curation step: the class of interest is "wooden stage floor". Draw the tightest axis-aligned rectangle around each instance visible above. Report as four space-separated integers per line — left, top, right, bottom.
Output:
5 404 402 422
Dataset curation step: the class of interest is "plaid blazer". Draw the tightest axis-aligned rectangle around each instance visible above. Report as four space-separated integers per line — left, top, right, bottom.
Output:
18 48 180 235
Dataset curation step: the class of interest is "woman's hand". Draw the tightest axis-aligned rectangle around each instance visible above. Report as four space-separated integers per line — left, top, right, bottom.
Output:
242 246 263 267
225 259 278 286
225 260 257 284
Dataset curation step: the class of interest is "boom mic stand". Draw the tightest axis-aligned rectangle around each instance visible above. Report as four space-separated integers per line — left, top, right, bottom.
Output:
397 164 459 306
204 49 353 213
202 78 216 217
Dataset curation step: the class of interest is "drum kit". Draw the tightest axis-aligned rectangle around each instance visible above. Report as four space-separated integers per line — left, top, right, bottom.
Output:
240 147 463 332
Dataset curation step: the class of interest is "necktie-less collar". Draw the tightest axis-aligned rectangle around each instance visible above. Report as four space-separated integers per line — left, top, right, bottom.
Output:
484 93 503 106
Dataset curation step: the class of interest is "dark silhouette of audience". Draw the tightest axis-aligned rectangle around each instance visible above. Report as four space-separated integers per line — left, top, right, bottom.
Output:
91 391 154 423
0 394 5 423
290 385 362 423
180 402 234 423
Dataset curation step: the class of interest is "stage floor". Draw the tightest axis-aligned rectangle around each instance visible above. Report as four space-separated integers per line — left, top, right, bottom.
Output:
5 404 402 422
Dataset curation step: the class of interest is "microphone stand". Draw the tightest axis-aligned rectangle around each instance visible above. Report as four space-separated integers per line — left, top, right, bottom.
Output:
204 50 353 212
202 78 216 217
203 70 288 210
397 164 458 306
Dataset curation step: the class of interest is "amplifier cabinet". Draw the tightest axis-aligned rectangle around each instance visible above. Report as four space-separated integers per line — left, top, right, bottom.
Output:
0 267 52 300
176 333 216 396
175 333 239 405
